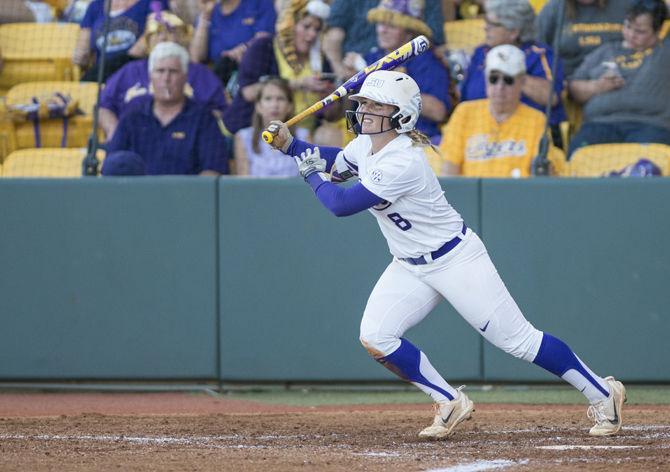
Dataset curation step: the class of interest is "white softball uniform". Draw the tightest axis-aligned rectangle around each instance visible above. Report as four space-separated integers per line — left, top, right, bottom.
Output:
296 67 617 428
336 134 463 259
335 134 544 402
328 133 611 405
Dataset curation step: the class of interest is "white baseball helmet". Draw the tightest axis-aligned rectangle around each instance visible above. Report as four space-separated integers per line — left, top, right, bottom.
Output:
349 70 422 134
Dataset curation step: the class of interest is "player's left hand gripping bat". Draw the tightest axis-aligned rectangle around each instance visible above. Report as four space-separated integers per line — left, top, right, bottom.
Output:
262 35 431 144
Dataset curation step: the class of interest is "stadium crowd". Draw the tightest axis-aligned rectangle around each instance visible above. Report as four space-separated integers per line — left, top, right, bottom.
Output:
0 0 668 177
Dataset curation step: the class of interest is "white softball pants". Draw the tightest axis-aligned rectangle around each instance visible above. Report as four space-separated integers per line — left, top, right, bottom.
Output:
359 228 544 363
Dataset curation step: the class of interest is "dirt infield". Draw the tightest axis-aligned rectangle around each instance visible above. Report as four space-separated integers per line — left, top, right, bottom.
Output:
1 392 669 471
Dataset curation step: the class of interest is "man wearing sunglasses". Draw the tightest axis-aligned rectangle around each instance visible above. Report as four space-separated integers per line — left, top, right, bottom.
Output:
460 0 567 147
439 44 563 177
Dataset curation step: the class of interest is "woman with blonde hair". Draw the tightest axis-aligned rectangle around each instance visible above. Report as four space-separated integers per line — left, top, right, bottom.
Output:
221 0 334 136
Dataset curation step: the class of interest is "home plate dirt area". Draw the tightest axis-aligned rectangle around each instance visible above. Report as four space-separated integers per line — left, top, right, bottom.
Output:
0 392 668 471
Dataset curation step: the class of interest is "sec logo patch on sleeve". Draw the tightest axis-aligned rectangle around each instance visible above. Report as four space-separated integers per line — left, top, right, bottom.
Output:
370 168 383 183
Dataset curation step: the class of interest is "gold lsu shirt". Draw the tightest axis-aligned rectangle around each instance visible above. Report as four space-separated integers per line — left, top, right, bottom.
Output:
439 99 563 177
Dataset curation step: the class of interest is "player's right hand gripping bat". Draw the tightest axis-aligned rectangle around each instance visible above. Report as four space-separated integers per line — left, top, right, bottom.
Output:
262 35 431 145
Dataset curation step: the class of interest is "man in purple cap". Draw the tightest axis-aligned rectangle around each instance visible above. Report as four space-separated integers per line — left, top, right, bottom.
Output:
101 150 147 176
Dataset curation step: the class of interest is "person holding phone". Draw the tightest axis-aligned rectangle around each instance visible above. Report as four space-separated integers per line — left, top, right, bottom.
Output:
221 0 335 136
567 0 670 157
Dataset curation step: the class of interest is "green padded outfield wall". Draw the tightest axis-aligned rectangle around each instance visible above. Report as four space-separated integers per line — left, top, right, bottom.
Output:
0 178 219 379
0 178 669 382
480 179 670 382
218 178 482 381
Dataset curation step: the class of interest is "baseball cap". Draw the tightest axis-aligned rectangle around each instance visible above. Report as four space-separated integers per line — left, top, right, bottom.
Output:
485 45 526 77
608 158 662 177
145 10 187 35
367 0 433 39
306 0 331 20
101 151 147 176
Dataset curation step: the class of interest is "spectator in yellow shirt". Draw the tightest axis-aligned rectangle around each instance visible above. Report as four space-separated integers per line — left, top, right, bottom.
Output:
439 44 562 177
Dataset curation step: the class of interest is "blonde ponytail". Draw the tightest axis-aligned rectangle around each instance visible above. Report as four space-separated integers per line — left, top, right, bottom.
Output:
407 129 438 153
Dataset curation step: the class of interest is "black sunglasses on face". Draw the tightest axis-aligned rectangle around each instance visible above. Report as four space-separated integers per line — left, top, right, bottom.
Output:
488 73 515 85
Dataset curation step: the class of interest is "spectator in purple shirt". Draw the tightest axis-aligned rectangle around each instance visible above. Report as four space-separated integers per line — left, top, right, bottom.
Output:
99 12 226 139
103 41 229 175
73 0 169 81
189 0 276 90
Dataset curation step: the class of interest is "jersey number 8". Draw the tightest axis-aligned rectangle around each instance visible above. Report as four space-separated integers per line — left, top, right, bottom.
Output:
388 212 412 231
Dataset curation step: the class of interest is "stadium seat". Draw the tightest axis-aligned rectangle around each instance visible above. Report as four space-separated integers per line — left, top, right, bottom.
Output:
548 144 567 176
0 116 15 161
3 81 100 152
0 23 81 94
444 19 485 56
1 147 105 178
1 148 86 177
564 143 670 177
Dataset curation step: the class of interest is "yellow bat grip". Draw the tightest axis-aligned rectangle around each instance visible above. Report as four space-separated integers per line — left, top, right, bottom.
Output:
262 102 326 145
262 122 281 144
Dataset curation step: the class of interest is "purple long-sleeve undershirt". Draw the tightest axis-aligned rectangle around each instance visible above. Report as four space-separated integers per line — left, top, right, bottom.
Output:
305 174 383 217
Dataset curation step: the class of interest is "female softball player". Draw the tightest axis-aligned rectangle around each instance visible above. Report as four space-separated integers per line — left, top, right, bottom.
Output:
267 70 626 439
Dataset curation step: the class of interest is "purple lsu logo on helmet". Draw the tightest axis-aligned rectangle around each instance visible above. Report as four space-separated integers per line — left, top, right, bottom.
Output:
608 159 662 177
